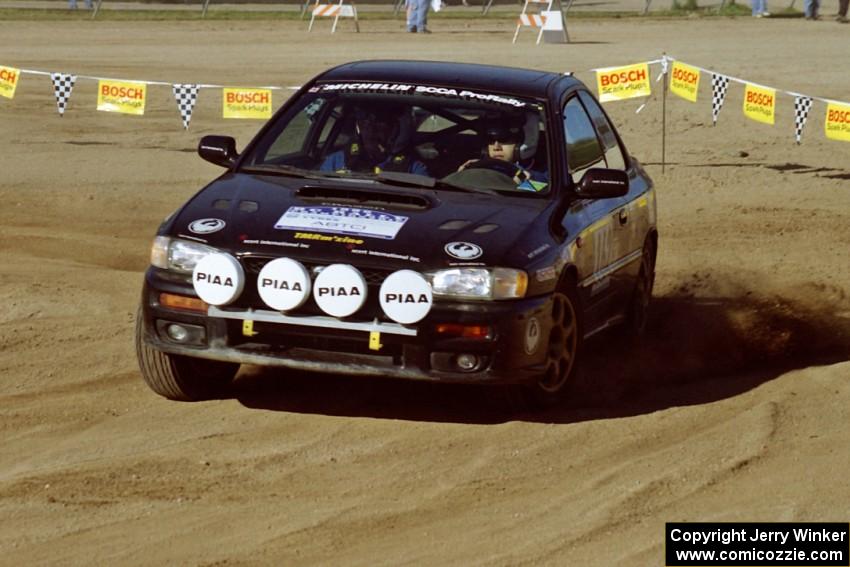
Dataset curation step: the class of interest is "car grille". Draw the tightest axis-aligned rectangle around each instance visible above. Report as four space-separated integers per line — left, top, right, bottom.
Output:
230 320 404 359
234 255 396 321
241 256 391 286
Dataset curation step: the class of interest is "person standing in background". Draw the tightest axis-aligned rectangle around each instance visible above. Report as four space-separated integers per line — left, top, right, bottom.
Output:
838 0 848 22
406 0 417 32
751 0 770 16
69 0 93 8
407 0 431 33
804 0 819 19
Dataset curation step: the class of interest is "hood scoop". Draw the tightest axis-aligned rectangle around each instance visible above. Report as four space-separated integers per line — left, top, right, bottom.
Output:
296 186 431 211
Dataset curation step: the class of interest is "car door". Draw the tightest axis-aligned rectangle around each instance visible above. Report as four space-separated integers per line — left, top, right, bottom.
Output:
577 91 652 306
561 93 628 332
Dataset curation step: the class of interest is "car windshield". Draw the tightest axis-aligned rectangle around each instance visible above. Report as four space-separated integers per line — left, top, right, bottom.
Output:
241 83 551 196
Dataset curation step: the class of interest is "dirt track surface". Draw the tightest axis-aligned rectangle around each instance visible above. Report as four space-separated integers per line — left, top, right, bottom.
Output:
1 17 850 565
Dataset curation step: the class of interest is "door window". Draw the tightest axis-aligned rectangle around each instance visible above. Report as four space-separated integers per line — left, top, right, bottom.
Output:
578 91 626 171
563 97 605 183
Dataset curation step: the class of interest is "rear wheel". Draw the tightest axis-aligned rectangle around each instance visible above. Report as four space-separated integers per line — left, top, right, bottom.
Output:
511 285 582 409
135 310 239 401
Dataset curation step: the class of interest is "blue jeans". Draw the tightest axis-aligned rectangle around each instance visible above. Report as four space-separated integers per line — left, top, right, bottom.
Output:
69 0 93 7
751 0 766 14
803 0 819 17
408 0 429 31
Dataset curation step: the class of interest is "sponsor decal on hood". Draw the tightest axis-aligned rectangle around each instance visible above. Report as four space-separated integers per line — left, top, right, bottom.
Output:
274 206 408 240
444 241 483 260
189 218 226 235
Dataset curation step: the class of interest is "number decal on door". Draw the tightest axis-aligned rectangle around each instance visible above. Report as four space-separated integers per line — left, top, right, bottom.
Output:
591 221 614 275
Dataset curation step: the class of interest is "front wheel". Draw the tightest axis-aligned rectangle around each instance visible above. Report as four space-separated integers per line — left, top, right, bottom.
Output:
135 310 239 401
625 237 656 338
510 285 582 409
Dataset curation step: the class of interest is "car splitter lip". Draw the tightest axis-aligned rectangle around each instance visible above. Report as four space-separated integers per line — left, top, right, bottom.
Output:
142 334 540 384
140 290 554 385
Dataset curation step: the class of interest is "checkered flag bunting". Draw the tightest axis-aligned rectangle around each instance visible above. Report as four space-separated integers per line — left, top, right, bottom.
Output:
793 96 813 145
172 84 200 129
50 73 77 116
711 73 729 125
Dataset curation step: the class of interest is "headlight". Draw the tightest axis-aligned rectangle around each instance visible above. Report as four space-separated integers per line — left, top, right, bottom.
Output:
426 268 528 300
150 236 219 273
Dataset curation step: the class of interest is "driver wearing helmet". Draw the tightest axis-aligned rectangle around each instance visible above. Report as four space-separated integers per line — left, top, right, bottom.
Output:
459 116 548 191
320 104 429 177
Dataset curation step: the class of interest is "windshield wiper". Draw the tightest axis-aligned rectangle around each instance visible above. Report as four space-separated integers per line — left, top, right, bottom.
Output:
320 170 438 188
372 171 498 195
375 171 437 188
309 169 498 195
240 164 326 180
432 179 499 196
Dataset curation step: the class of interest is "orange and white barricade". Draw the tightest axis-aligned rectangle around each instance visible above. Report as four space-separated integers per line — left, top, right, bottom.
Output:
519 13 546 26
308 0 359 33
513 0 569 44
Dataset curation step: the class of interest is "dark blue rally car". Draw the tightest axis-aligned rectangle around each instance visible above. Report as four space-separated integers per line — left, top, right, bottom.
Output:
136 60 657 407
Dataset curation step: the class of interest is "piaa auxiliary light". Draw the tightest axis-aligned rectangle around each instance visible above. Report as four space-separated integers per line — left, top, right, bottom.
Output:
191 254 436 325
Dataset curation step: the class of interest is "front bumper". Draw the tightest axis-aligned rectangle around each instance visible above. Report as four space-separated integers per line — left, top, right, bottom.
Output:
139 267 555 385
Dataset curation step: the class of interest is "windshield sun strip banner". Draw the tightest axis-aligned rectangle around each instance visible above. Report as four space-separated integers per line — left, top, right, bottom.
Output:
310 82 528 108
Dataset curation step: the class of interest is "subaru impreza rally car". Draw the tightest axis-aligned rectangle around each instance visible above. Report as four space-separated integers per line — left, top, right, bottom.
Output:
136 60 657 407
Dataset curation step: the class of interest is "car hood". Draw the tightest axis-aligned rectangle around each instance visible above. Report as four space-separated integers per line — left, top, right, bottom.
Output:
167 173 556 271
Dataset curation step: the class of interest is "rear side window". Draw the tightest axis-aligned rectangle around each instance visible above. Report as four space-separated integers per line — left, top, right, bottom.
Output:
563 97 605 183
578 91 626 171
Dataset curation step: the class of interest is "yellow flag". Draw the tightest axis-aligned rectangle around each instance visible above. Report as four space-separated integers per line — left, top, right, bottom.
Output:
97 80 146 115
596 63 651 103
669 61 700 103
223 88 272 119
0 66 20 99
825 103 850 142
742 84 775 125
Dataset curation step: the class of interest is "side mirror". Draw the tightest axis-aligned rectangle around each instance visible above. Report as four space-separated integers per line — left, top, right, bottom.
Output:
198 135 238 168
576 168 629 199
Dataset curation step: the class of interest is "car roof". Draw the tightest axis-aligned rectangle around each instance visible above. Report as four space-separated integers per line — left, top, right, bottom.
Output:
315 60 582 99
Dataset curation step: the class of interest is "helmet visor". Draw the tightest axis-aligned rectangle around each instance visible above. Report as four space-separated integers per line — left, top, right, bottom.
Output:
485 125 523 145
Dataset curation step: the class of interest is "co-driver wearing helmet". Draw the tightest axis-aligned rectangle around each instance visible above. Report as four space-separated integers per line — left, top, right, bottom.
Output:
320 104 429 177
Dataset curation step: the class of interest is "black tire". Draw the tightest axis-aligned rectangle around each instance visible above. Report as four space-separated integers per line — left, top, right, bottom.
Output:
624 237 656 338
511 284 582 410
134 309 239 401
